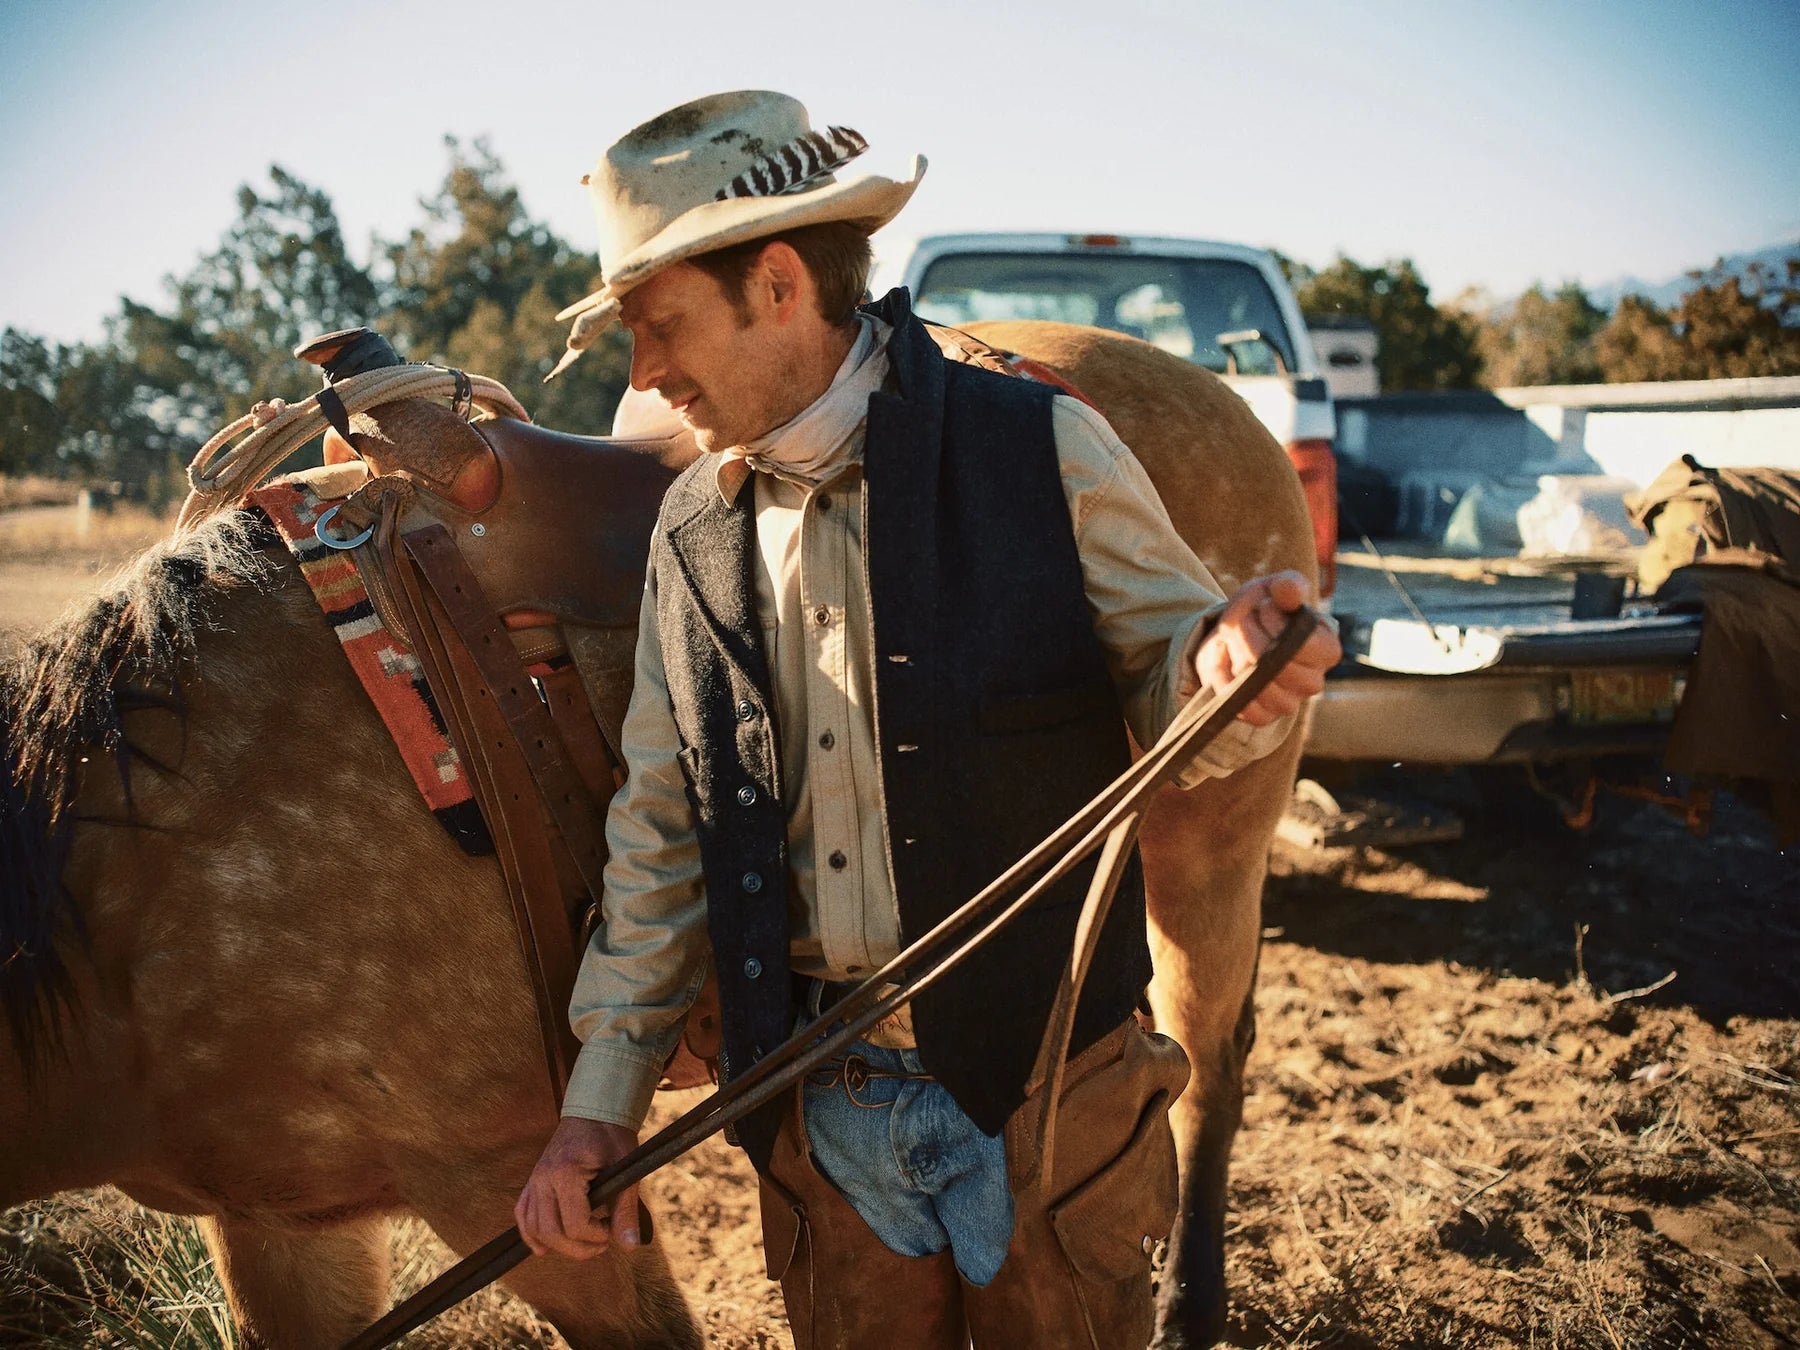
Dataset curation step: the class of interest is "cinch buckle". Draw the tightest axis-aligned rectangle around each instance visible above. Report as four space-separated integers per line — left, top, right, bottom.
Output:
314 502 375 551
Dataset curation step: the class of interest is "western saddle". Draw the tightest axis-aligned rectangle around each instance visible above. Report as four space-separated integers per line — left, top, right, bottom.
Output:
179 327 720 1105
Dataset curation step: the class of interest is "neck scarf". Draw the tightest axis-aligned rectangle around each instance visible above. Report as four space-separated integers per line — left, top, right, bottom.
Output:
725 314 892 485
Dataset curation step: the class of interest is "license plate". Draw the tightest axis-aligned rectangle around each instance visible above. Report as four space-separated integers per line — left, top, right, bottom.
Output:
1568 670 1680 725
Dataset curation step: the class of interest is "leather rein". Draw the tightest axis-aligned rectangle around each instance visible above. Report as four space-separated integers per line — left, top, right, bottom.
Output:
340 606 1321 1350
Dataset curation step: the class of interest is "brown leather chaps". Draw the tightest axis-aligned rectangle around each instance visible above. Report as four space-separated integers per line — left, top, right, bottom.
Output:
757 1019 1190 1350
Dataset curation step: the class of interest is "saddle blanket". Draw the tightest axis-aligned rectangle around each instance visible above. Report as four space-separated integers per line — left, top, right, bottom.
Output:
249 477 494 855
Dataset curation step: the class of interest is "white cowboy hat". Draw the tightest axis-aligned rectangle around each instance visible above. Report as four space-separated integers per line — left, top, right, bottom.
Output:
548 89 926 379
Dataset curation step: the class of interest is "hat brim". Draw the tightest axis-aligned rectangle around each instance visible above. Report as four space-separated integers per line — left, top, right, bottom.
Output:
549 155 926 375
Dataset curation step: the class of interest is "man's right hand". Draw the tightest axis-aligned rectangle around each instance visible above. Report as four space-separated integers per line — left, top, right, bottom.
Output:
515 1117 642 1259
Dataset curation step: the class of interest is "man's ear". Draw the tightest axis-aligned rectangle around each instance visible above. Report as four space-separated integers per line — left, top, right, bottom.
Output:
756 241 809 322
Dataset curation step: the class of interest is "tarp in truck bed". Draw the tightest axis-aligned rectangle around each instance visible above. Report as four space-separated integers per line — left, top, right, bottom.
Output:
1656 555 1800 847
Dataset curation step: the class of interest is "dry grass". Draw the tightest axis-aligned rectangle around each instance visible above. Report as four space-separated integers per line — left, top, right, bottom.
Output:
0 500 173 562
0 500 179 655
0 1191 236 1348
0 477 83 512
1227 801 1800 1350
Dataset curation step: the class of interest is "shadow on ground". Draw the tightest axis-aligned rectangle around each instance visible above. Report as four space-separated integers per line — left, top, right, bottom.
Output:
1265 774 1800 1024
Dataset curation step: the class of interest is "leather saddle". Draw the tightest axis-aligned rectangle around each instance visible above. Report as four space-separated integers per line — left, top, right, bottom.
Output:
277 394 723 1100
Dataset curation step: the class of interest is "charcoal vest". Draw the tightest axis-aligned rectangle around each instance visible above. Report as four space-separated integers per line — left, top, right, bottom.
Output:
650 289 1150 1167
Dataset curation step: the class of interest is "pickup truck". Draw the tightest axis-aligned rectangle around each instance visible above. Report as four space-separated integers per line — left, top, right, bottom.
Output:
880 233 1703 831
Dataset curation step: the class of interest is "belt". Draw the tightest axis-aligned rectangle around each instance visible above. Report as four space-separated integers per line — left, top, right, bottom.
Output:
808 977 917 1050
807 1051 934 1107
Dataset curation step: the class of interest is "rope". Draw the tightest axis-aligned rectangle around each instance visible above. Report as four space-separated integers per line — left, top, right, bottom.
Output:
177 366 529 528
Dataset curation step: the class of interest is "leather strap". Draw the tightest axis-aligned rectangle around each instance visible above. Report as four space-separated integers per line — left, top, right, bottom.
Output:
373 511 592 1098
315 383 356 443
536 664 625 797
402 525 613 901
338 607 1322 1350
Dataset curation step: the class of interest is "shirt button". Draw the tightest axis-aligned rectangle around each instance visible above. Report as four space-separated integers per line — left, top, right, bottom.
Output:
828 850 848 871
736 784 757 806
817 493 831 511
813 606 831 626
818 730 835 750
741 871 763 893
744 957 763 979
736 699 756 721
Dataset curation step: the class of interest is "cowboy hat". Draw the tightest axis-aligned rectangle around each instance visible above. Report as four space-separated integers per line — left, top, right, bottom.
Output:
548 89 925 379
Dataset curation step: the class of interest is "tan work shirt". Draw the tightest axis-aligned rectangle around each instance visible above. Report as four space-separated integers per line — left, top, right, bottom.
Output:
563 324 1292 1130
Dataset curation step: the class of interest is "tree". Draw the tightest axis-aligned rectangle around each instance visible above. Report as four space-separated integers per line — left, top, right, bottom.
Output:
1590 294 1683 383
383 138 630 432
1593 254 1800 382
1292 255 1483 391
0 329 65 476
120 167 378 428
1476 281 1607 387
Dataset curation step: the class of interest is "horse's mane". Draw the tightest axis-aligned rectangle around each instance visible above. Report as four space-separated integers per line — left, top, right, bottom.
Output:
1 509 274 1074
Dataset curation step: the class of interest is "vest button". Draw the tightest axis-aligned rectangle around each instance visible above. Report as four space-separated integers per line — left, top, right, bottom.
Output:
736 784 757 806
744 957 763 979
818 730 835 750
828 850 848 871
736 699 756 721
741 871 763 893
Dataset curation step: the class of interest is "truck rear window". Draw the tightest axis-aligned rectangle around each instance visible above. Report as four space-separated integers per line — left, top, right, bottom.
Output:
913 252 1296 375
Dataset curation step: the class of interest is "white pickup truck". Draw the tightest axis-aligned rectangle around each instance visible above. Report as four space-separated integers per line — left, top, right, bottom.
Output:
879 233 1703 823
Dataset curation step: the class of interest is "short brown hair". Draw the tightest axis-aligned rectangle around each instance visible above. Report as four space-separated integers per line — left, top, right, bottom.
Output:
690 221 873 326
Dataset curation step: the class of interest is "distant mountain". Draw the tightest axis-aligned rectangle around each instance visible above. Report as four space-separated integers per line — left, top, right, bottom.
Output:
1585 241 1798 311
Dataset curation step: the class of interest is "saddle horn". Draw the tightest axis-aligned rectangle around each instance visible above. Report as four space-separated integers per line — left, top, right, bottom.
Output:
295 327 407 384
294 328 411 451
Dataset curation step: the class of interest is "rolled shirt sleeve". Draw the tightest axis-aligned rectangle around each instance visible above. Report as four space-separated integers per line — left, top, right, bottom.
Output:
562 565 713 1132
1052 395 1296 784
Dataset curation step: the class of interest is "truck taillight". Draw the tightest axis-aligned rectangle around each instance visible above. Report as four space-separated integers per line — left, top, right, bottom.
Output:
1285 438 1337 599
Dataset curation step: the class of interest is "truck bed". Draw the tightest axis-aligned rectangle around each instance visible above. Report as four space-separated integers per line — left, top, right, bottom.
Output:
1331 543 1701 676
1309 543 1702 764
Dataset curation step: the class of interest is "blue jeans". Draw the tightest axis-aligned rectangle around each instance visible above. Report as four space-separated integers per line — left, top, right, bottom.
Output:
802 1036 1016 1286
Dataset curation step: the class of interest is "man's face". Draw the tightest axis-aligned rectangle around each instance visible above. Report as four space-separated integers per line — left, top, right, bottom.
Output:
619 261 800 453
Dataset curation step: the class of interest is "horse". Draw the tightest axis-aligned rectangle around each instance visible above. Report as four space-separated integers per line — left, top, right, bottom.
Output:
0 319 1314 1349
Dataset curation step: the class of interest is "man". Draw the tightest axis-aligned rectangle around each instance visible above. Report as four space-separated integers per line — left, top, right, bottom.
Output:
517 90 1340 1348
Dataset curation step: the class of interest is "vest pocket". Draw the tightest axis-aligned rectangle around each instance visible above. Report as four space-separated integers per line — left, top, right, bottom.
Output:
675 743 710 809
977 680 1116 735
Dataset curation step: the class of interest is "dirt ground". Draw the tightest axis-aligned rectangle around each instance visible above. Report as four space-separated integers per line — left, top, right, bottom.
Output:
634 787 1800 1350
2 510 1796 1348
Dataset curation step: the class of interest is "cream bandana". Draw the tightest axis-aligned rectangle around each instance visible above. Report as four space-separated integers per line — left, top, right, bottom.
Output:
721 314 893 491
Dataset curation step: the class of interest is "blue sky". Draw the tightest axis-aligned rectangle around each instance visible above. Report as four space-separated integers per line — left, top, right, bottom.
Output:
2 0 1796 344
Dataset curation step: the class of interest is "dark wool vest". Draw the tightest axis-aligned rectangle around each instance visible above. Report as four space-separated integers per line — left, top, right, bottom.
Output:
649 289 1151 1167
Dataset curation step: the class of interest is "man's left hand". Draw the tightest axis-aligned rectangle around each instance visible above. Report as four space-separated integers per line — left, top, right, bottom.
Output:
1193 570 1341 727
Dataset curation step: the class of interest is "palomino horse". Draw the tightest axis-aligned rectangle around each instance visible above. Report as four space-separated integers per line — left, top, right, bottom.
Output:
0 321 1313 1349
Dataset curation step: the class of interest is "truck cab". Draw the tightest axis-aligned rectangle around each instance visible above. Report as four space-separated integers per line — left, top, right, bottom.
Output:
880 232 1340 593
